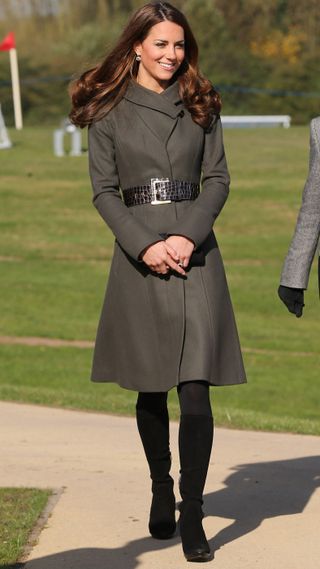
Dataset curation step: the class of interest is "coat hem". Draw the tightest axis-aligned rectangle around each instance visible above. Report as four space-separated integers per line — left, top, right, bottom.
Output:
90 375 247 392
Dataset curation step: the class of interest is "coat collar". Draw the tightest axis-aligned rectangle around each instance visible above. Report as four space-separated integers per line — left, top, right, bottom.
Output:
124 79 183 119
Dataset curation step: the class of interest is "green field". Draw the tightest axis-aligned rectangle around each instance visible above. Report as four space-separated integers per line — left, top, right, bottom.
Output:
0 487 51 567
0 126 319 434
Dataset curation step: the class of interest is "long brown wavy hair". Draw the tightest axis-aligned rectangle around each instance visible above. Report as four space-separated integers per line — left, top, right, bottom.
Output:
69 1 221 129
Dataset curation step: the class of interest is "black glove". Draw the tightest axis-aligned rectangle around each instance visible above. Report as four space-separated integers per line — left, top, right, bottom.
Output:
278 285 305 318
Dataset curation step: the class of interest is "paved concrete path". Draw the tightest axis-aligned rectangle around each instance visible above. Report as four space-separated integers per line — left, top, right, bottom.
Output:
0 401 319 568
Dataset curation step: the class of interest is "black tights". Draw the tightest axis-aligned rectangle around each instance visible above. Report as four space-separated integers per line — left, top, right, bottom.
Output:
136 380 212 417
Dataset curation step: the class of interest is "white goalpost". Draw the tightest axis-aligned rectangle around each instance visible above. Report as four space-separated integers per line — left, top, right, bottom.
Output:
0 32 23 130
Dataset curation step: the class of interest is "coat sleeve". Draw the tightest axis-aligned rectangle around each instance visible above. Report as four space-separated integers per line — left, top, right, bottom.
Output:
88 116 163 261
280 118 320 289
166 115 230 247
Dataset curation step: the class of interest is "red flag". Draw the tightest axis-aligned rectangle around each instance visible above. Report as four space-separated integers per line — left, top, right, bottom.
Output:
0 32 16 51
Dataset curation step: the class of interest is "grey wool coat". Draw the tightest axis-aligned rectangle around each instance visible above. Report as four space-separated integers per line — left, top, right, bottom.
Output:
88 80 246 392
280 117 320 291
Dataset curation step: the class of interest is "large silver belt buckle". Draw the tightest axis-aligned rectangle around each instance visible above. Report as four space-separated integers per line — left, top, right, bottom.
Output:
150 178 171 205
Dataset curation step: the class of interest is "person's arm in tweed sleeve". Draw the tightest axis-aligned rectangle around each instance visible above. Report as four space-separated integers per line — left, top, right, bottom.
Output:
280 118 320 290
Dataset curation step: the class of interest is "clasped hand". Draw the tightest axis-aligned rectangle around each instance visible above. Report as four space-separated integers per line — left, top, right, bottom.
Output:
141 235 195 276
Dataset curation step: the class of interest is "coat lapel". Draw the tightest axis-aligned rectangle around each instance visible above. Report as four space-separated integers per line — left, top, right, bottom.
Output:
124 80 182 117
124 80 184 144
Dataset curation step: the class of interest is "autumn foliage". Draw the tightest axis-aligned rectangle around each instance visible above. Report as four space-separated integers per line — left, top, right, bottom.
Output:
0 0 319 124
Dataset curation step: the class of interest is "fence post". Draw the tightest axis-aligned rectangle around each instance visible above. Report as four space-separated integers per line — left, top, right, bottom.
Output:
53 119 82 157
70 128 82 156
53 129 65 156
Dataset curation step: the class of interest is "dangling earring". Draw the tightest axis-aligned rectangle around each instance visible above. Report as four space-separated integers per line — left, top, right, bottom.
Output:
135 53 141 62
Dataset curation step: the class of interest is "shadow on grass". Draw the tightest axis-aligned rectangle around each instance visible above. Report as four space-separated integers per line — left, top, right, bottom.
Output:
4 455 319 569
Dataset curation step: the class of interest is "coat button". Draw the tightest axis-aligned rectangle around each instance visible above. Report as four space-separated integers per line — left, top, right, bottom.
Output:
178 110 185 117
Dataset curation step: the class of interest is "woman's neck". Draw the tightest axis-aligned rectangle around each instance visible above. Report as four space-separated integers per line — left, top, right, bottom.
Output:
135 69 169 93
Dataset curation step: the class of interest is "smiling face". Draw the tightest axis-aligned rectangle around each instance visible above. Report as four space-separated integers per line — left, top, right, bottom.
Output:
134 20 185 93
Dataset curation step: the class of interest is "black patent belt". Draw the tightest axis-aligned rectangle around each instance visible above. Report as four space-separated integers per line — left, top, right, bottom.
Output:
122 178 200 207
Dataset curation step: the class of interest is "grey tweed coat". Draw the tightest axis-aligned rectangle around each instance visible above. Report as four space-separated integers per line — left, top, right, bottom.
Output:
88 80 246 392
280 117 320 290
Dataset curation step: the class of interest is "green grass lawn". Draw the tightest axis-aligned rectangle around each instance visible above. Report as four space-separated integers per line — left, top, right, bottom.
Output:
0 487 51 567
0 125 319 434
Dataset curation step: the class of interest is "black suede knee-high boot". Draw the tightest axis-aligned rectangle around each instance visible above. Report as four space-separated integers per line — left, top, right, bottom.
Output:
178 414 214 562
136 404 176 539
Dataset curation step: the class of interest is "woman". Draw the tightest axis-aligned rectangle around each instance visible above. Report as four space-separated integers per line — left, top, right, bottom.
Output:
70 1 246 562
